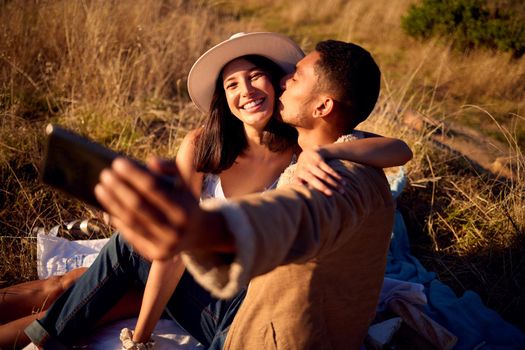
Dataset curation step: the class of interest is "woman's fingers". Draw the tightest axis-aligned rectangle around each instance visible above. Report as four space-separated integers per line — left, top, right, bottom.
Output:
317 160 342 181
296 162 345 195
296 171 333 196
308 164 340 189
295 150 345 195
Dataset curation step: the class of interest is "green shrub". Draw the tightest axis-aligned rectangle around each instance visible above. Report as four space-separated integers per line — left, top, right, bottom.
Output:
401 0 525 57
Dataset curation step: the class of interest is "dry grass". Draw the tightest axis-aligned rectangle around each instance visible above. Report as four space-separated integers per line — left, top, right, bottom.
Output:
1 0 524 331
0 0 242 283
361 99 525 328
255 0 525 145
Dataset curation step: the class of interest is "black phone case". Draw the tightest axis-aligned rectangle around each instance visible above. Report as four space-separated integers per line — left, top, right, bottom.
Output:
40 124 120 210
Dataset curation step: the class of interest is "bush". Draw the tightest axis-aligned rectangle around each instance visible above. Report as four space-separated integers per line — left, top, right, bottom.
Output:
401 0 525 57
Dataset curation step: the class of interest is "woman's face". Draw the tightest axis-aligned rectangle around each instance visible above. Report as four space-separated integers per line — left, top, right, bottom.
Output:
221 58 276 130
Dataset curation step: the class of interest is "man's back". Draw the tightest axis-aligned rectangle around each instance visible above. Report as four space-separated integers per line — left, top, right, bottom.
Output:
185 160 395 349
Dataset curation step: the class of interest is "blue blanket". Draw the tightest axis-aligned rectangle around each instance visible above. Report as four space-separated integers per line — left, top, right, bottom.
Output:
386 170 525 349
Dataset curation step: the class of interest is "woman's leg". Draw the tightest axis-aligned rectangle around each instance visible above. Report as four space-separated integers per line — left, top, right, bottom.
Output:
24 233 243 349
0 268 87 324
0 311 45 349
24 233 152 348
164 270 247 349
132 256 185 342
0 287 144 350
0 268 87 349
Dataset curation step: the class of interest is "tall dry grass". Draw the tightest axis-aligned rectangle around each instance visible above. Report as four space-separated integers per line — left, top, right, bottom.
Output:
1 0 524 330
256 0 525 146
0 0 257 283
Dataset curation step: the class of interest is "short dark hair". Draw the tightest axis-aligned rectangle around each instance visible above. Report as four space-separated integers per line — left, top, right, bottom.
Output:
314 40 380 130
193 55 297 174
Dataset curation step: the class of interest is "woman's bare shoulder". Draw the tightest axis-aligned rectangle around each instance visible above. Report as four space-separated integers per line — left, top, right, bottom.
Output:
177 128 205 197
185 127 203 140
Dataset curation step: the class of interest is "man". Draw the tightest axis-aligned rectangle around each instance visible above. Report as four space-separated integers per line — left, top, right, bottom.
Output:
26 40 395 349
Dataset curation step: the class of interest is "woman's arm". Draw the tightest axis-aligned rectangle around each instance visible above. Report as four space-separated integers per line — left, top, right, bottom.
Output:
294 134 412 195
127 129 205 345
319 134 413 168
131 257 186 343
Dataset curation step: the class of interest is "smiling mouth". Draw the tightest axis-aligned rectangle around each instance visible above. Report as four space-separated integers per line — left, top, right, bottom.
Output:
242 98 264 110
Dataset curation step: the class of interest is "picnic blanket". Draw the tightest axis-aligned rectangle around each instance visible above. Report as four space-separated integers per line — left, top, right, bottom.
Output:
33 168 525 349
34 226 202 349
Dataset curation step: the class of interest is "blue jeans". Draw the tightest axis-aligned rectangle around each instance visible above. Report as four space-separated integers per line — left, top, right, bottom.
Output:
24 233 245 349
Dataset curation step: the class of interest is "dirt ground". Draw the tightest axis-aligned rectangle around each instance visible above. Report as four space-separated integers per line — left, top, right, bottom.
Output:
402 111 519 179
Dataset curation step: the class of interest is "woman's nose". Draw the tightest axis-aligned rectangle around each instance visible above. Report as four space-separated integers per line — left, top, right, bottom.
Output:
240 79 255 96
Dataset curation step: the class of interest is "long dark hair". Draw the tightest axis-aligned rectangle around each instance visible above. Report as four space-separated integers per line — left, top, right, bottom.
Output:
193 55 297 174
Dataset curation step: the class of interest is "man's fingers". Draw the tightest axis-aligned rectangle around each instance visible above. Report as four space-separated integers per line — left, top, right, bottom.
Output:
95 181 128 222
99 168 151 215
97 170 177 240
113 210 181 259
96 181 181 259
147 157 179 177
112 158 187 220
95 180 149 233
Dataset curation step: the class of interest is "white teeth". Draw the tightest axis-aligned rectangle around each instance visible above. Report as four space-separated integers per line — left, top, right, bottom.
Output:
243 98 264 110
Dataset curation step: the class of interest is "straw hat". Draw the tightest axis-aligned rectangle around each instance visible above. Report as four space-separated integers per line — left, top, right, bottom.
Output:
187 32 305 113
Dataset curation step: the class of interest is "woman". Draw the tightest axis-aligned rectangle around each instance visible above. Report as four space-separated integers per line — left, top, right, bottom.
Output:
1 32 411 349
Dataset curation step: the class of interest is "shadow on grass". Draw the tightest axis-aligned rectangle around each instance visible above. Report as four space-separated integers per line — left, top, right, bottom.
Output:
398 155 525 331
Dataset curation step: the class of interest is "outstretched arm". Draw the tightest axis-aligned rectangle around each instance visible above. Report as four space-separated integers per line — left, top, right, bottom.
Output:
95 157 233 261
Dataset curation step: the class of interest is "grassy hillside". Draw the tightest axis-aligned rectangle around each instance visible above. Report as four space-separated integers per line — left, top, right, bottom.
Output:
1 0 524 331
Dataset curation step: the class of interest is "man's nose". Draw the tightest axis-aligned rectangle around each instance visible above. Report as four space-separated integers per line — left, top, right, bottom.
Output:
280 74 291 90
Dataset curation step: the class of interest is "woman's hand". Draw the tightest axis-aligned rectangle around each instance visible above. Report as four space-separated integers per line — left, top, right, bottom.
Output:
294 147 344 196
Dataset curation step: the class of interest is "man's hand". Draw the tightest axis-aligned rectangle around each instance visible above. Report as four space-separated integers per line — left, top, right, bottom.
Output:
94 157 233 261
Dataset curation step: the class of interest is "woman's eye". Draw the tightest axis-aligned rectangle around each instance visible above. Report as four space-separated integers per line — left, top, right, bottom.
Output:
225 82 237 90
251 72 264 80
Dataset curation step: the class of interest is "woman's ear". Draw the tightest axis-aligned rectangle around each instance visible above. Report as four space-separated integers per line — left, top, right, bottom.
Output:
313 96 334 119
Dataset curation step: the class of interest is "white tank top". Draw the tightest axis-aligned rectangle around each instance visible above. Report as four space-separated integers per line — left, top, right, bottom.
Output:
200 154 297 201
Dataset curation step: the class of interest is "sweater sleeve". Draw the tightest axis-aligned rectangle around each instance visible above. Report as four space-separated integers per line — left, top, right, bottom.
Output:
181 161 394 299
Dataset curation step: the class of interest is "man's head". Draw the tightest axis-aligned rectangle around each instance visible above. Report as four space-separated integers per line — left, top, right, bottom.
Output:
279 40 380 133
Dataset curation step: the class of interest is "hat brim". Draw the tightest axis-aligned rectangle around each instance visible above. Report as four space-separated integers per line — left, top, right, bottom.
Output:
187 32 305 114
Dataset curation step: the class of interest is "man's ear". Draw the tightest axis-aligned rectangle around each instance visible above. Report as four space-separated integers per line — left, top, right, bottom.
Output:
313 96 334 119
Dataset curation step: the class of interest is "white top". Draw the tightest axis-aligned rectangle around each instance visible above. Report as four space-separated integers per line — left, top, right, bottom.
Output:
200 154 297 201
200 174 228 201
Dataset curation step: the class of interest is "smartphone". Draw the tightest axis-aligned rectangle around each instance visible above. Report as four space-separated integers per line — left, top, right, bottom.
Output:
40 124 123 210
